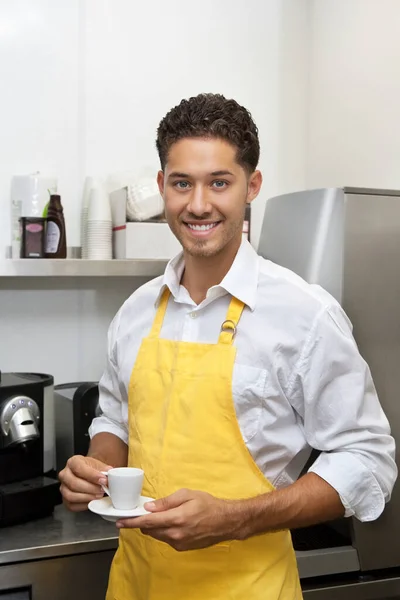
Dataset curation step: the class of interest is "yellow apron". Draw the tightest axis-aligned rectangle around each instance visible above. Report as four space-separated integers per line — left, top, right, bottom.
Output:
106 289 302 600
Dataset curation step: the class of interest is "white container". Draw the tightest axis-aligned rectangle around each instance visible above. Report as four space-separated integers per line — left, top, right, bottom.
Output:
126 177 163 221
116 222 181 260
110 187 181 260
106 168 163 222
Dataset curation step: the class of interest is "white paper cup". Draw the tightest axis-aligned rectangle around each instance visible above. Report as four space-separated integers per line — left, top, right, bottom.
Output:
101 468 144 509
86 217 112 259
88 186 112 221
87 253 112 260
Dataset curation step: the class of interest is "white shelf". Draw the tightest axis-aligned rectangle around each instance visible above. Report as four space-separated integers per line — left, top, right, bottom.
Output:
0 258 168 277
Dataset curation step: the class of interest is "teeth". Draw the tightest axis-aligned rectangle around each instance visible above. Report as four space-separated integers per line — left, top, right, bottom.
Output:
187 223 217 231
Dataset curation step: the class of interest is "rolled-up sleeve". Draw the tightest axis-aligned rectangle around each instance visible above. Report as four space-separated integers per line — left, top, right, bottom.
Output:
89 310 128 445
287 303 397 522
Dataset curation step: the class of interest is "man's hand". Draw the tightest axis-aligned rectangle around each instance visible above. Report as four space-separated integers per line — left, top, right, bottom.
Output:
116 489 240 551
115 474 345 550
59 455 112 512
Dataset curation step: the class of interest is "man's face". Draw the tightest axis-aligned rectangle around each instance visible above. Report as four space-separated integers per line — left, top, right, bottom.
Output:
157 138 262 258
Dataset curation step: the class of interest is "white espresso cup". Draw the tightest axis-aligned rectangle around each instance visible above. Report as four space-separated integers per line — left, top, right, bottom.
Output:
100 467 144 510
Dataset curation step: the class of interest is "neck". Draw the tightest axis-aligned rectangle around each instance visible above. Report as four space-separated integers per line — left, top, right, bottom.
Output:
181 236 242 305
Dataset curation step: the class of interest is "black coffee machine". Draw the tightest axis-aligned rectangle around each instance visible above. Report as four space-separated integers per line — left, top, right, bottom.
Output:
54 381 100 472
0 371 61 526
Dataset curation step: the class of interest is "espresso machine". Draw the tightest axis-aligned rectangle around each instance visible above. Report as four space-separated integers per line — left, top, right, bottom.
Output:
258 187 400 598
54 381 100 472
0 371 60 526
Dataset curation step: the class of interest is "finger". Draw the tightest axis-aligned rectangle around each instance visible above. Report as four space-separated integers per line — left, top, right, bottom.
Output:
115 521 173 544
60 470 104 496
140 528 190 551
60 484 103 505
117 507 183 530
63 500 91 512
144 488 192 512
67 456 107 485
116 516 147 529
140 528 174 544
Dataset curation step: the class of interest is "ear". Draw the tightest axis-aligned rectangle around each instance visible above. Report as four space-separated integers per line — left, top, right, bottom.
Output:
157 170 165 199
246 170 262 204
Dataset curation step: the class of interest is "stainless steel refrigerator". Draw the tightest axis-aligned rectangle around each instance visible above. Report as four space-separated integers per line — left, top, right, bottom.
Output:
258 187 400 599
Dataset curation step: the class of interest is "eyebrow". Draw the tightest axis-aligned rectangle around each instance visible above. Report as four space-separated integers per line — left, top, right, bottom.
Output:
168 172 190 179
168 170 235 179
210 170 235 177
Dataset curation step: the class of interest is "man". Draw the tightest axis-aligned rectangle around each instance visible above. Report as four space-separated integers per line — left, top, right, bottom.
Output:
60 93 397 600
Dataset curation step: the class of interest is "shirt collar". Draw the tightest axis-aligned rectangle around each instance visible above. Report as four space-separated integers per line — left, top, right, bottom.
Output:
155 239 259 311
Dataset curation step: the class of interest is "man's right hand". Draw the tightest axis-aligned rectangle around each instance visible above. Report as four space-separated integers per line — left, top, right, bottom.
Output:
59 455 112 512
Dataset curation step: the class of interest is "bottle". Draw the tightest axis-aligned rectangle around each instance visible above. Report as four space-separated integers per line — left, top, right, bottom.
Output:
45 194 67 258
243 203 251 242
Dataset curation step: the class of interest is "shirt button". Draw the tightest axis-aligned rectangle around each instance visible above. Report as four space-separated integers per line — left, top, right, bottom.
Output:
189 312 198 319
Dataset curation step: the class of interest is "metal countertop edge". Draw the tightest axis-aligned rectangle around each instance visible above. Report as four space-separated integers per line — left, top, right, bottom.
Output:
0 536 119 565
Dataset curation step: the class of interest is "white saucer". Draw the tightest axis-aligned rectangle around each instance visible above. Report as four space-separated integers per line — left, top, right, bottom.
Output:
88 495 154 522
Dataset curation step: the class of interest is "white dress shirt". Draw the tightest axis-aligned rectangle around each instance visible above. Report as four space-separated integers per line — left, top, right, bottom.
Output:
90 239 397 522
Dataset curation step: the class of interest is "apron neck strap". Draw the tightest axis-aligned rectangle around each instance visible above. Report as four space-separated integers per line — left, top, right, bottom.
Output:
150 287 246 345
218 296 246 345
150 287 170 338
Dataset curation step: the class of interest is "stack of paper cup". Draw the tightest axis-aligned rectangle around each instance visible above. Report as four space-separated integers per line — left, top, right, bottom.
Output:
87 186 112 260
81 176 96 259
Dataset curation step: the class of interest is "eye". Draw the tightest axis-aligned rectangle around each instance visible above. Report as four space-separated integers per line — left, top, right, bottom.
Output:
174 181 191 190
212 180 228 189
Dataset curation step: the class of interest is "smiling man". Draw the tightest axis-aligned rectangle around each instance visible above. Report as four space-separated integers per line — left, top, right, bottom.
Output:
59 93 397 600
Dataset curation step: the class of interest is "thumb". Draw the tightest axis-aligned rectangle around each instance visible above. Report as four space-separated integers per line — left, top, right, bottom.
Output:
144 488 192 512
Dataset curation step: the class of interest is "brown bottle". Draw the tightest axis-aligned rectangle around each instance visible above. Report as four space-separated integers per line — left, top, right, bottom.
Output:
243 203 251 241
45 194 67 258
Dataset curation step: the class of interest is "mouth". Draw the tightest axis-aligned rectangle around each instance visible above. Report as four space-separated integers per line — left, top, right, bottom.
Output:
183 221 221 238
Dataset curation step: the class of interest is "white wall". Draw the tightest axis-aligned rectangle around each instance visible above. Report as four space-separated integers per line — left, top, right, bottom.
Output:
83 0 309 246
0 1 82 249
307 0 400 189
0 0 309 383
275 0 309 195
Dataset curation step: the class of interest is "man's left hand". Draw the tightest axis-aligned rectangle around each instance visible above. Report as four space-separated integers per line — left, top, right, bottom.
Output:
116 488 241 551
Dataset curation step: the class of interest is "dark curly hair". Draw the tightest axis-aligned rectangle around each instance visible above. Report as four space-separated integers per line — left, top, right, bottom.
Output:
156 93 260 174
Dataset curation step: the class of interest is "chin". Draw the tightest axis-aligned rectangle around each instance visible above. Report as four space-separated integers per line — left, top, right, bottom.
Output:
184 240 225 258
176 225 242 259
186 247 216 258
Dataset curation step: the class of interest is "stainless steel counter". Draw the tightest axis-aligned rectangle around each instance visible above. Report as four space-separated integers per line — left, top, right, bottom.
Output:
0 505 118 565
0 506 359 578
1 508 400 600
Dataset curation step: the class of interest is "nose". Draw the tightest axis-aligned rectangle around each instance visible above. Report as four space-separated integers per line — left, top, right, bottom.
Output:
187 184 212 216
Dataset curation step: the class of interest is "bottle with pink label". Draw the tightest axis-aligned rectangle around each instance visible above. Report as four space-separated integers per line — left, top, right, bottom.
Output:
19 217 46 258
